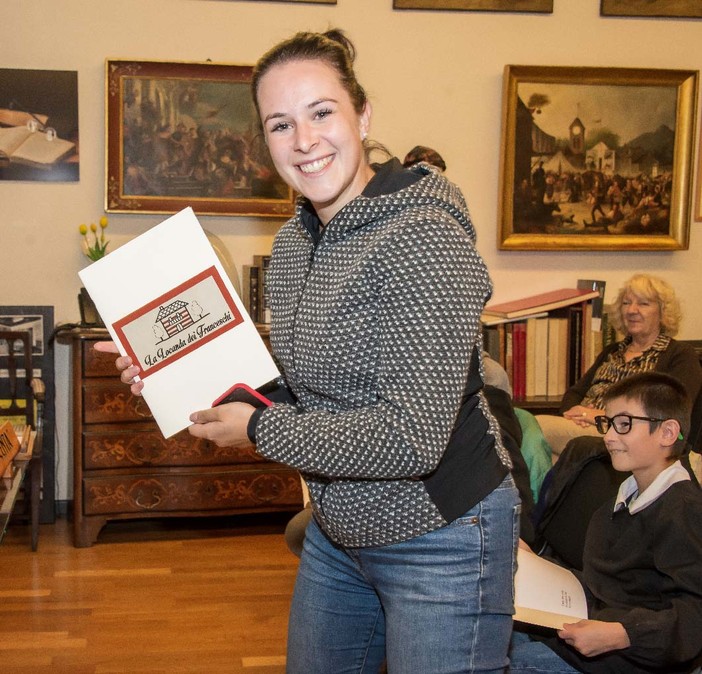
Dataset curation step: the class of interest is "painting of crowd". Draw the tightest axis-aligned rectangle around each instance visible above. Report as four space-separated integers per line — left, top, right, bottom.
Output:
511 91 676 237
120 77 289 201
514 166 673 236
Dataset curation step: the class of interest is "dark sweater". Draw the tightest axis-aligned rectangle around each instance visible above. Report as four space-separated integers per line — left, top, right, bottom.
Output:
560 338 702 414
543 481 702 673
253 159 510 548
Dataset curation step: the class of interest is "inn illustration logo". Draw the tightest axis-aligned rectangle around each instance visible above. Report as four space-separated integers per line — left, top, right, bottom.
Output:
154 300 203 341
113 266 243 377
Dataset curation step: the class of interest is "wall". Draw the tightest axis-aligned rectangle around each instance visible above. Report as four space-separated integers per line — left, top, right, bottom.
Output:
2 0 701 502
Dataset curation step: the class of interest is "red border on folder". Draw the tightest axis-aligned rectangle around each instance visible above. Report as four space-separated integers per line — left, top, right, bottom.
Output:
113 266 243 378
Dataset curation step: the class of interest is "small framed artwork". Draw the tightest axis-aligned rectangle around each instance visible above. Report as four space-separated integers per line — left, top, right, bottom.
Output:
393 0 552 11
0 68 79 182
0 305 55 523
498 65 698 251
601 1 702 18
105 59 295 217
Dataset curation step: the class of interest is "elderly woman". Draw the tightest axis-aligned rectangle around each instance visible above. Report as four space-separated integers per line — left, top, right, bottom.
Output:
536 273 702 461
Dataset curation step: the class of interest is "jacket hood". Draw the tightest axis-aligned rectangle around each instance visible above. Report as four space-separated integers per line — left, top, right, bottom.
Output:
294 159 477 246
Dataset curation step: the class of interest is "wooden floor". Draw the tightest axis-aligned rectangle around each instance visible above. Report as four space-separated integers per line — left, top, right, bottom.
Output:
0 513 299 673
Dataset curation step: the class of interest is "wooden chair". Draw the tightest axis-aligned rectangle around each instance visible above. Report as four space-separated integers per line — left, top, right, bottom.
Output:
0 330 44 550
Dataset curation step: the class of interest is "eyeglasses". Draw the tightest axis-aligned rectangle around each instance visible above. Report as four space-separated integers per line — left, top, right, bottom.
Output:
594 413 667 435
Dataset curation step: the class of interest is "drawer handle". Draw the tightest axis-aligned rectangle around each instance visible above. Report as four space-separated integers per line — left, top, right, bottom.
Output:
135 490 162 509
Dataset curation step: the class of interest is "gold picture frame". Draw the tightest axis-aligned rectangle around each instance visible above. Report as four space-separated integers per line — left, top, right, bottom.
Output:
393 0 552 10
105 59 295 218
498 65 698 251
601 0 702 18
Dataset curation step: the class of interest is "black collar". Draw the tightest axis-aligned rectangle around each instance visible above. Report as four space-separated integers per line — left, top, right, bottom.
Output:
300 158 422 243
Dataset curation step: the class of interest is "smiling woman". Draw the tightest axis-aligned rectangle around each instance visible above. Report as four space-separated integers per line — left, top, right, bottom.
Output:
99 29 520 673
535 273 702 461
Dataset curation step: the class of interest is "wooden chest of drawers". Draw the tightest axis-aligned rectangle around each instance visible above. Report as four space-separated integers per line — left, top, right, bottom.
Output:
64 329 302 547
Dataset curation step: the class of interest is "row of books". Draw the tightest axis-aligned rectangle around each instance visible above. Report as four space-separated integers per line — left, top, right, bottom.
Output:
482 284 614 400
242 254 271 325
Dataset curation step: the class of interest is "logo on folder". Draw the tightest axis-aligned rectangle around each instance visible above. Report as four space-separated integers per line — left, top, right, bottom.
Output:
113 266 243 378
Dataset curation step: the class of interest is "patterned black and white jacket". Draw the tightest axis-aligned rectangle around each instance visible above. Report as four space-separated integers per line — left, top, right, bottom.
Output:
254 159 511 548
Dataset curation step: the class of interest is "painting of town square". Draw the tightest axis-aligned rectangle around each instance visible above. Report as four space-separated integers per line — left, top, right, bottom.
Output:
499 66 697 250
105 60 295 217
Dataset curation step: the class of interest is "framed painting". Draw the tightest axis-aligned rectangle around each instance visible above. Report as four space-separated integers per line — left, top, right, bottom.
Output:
105 59 295 217
0 68 79 182
601 1 702 18
0 306 55 523
498 66 698 251
393 0 552 11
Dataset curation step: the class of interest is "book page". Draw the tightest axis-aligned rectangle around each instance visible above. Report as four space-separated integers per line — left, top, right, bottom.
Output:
0 108 49 128
514 548 588 630
79 207 279 438
10 131 75 166
0 126 31 157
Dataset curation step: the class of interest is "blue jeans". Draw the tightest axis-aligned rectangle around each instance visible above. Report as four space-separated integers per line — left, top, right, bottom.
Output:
286 475 520 674
508 632 579 673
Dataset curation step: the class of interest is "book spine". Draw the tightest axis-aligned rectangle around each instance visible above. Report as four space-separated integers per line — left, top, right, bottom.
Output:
505 324 514 393
497 323 506 367
483 325 501 363
253 255 272 325
577 279 606 331
581 302 593 377
513 322 527 400
242 265 260 323
525 317 537 398
567 305 583 387
534 317 549 397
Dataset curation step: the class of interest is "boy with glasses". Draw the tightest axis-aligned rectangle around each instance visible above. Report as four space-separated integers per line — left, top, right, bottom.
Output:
510 372 702 673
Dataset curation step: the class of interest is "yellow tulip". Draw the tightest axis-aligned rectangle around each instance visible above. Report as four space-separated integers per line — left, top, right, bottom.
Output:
78 216 110 261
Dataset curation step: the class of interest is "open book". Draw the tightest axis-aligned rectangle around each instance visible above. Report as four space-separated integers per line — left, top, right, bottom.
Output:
79 207 280 438
514 548 588 629
0 125 75 167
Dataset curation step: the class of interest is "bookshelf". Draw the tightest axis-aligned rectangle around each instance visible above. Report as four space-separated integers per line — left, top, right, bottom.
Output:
482 286 614 408
242 254 272 326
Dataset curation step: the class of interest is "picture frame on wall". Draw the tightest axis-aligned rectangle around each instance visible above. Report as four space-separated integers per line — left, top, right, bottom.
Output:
0 305 55 524
498 65 698 251
393 0 552 10
600 1 702 18
0 68 79 182
105 59 295 217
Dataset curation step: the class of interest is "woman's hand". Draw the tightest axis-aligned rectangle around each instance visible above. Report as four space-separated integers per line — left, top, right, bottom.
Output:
93 341 144 397
563 405 602 428
188 403 256 448
558 620 630 657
